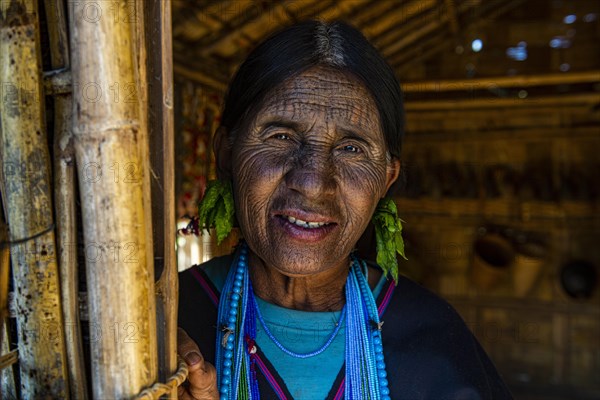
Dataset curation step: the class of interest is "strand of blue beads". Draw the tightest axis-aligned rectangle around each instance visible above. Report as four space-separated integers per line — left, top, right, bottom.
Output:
219 244 249 399
357 259 391 400
345 260 368 398
355 260 379 398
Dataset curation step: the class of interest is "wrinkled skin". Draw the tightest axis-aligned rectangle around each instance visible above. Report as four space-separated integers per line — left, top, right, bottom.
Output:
178 66 399 399
218 65 400 310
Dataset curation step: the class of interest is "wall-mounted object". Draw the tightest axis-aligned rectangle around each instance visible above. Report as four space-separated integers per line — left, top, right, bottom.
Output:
471 233 515 290
513 241 547 297
560 260 598 300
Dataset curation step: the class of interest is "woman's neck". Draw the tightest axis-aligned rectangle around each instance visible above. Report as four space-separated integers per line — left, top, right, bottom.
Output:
249 251 348 312
248 251 383 312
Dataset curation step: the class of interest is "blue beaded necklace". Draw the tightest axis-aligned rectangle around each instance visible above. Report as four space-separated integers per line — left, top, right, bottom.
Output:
215 242 391 399
254 291 347 359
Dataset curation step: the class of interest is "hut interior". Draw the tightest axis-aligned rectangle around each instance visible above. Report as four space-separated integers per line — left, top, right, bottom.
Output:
0 0 599 399
171 1 599 399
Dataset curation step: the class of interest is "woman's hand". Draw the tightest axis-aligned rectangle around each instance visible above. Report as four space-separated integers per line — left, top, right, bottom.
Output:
177 328 219 400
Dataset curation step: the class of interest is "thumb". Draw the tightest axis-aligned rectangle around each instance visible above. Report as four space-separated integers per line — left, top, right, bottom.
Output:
177 328 219 399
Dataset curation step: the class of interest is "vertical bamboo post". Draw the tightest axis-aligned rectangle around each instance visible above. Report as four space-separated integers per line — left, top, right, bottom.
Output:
1 325 18 400
0 0 69 397
69 0 158 397
44 0 88 397
0 208 9 364
131 0 159 378
0 210 16 400
144 0 177 392
0 209 12 400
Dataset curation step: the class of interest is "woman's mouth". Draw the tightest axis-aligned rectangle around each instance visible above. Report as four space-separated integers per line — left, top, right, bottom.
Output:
283 215 330 229
273 212 338 242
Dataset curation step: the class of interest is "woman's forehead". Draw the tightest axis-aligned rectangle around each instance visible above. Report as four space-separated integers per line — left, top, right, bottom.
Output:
254 66 382 135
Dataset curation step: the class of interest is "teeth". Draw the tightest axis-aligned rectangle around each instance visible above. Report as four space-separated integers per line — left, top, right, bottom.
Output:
285 215 327 228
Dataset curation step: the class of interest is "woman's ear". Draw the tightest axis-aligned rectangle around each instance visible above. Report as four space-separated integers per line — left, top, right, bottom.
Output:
213 126 232 180
383 157 401 197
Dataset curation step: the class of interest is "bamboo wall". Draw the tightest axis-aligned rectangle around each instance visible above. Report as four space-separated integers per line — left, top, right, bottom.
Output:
1 0 183 398
395 88 600 399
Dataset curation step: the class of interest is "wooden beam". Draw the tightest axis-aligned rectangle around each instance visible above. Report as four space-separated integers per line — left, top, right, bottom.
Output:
390 31 449 72
198 0 290 56
401 71 600 92
404 93 600 110
381 0 476 59
391 0 527 72
365 0 437 40
173 63 227 92
443 0 459 35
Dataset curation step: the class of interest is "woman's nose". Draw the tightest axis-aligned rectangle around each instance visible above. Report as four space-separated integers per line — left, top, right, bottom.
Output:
285 154 336 199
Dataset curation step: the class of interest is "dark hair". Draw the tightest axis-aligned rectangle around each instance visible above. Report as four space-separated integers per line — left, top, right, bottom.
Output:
220 20 405 158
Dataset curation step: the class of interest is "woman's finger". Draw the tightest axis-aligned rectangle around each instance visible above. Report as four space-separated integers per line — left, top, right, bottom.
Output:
177 328 219 399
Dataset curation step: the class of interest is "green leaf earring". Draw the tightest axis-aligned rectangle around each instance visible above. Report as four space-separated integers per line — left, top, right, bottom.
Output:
197 180 235 245
372 198 407 284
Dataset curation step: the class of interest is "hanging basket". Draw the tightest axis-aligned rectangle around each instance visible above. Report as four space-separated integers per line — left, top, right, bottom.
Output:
471 234 514 291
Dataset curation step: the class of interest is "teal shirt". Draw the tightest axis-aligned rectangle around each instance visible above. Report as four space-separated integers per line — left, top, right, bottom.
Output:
204 259 386 399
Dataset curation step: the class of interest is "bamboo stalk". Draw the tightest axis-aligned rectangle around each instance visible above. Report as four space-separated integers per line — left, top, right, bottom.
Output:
144 0 177 395
401 70 600 93
44 0 88 398
0 351 18 371
133 0 160 384
0 212 11 400
405 93 600 110
364 0 436 39
380 0 476 59
0 209 9 353
0 0 70 397
1 324 17 400
69 0 158 397
443 0 459 35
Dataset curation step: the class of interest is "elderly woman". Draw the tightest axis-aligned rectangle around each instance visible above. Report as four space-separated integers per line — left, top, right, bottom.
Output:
177 20 512 400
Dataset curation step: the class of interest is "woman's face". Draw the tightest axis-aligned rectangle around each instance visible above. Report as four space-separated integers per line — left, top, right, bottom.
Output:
225 66 399 276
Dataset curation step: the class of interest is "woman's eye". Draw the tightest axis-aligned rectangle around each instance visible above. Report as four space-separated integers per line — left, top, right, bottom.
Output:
271 133 290 140
342 144 360 153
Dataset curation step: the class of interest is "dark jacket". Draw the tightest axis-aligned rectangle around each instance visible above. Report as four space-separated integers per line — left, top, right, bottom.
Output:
179 254 513 400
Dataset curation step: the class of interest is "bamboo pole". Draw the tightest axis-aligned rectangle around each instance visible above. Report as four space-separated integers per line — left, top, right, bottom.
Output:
401 70 600 93
132 0 160 383
1 325 17 400
365 0 436 39
173 64 227 92
0 0 70 397
69 0 158 397
443 0 459 35
380 0 476 59
44 0 88 398
0 211 13 400
404 93 600 110
144 1 178 396
0 208 9 358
